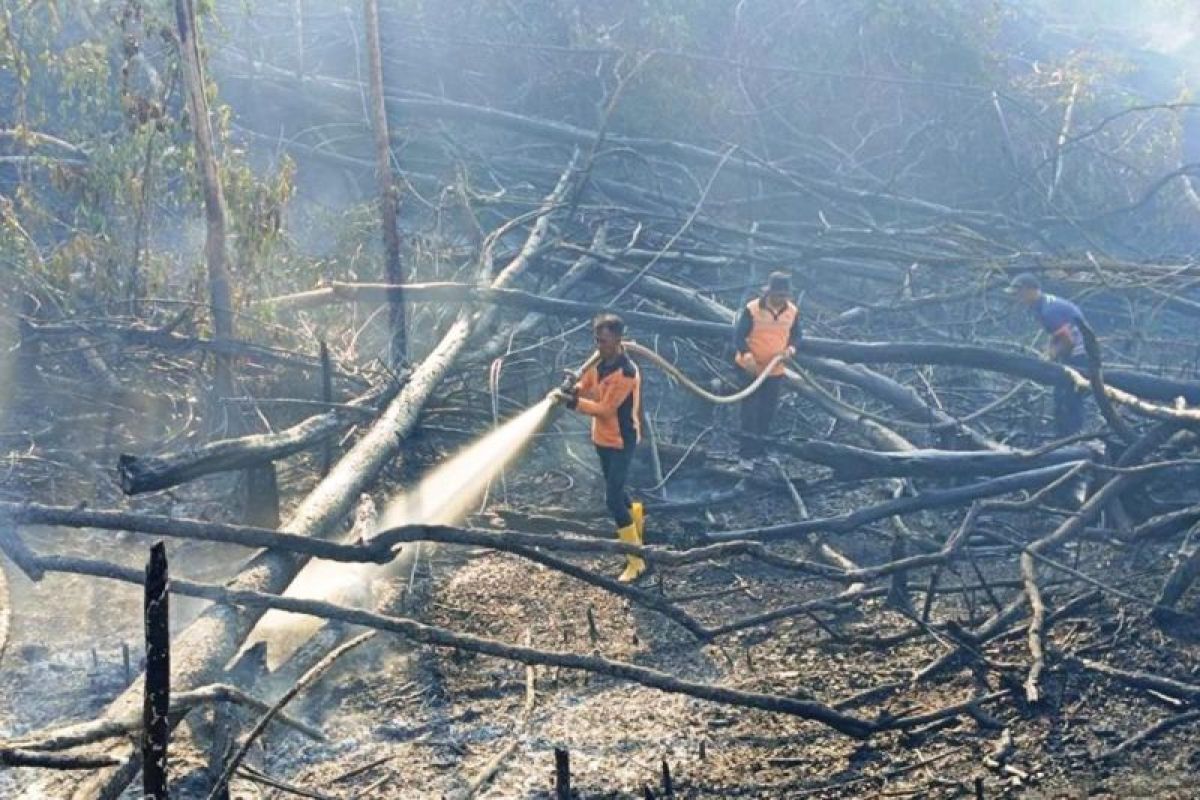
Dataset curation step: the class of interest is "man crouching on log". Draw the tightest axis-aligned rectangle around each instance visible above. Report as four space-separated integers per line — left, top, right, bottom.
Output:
555 313 647 582
733 271 801 469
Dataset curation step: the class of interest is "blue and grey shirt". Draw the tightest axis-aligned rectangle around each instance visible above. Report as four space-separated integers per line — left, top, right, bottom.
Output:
1033 293 1086 358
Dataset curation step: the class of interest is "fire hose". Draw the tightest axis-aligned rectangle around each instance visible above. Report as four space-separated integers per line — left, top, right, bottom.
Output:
552 341 791 405
624 341 790 404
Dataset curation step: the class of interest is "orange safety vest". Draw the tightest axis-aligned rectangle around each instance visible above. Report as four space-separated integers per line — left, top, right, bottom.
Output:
743 298 798 377
575 352 642 449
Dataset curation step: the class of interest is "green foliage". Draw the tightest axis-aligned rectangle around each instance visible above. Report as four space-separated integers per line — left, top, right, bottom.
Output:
224 152 296 301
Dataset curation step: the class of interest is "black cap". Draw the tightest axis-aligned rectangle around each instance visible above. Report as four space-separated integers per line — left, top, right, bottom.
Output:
1007 272 1040 293
764 271 792 294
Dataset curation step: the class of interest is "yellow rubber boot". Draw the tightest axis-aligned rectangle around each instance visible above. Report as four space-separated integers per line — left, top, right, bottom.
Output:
630 502 646 544
616 523 645 583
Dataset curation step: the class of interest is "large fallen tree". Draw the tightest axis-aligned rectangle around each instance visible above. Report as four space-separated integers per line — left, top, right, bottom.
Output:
43 158 581 799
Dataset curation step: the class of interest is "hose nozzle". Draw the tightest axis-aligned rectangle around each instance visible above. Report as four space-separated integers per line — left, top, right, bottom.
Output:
548 351 601 405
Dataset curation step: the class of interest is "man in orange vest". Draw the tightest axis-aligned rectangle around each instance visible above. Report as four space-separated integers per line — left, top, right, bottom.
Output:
557 313 647 582
733 271 801 468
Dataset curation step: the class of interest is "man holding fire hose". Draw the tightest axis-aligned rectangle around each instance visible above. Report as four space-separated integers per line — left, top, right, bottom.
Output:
553 313 647 583
732 271 802 469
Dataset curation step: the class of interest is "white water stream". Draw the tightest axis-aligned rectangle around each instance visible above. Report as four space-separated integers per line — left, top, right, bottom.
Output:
244 397 557 668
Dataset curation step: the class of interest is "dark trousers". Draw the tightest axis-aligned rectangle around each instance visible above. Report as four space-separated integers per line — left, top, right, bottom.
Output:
596 443 636 527
739 374 784 457
1054 354 1087 437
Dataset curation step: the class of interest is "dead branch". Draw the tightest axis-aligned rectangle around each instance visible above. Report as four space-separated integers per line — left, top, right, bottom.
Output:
0 749 123 770
207 631 375 799
1020 551 1046 703
1097 710 1200 761
2 683 322 754
707 462 1082 543
0 502 396 565
1071 657 1200 703
768 439 1096 480
1078 319 1136 443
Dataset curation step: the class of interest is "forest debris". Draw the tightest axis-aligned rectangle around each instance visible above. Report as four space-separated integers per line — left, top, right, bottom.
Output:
982 728 1028 782
25 550 879 737
461 630 538 797
206 631 376 799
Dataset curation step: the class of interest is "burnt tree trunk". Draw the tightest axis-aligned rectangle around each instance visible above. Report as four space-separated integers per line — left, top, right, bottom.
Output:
554 748 571 800
364 0 405 363
175 0 236 403
142 543 170 800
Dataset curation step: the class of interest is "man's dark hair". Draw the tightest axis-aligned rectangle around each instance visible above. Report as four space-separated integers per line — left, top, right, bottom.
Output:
1008 272 1041 292
764 271 792 294
592 312 625 337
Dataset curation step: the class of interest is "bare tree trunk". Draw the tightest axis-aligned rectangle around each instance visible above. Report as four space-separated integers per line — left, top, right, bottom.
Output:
175 0 236 402
142 543 170 800
364 0 405 364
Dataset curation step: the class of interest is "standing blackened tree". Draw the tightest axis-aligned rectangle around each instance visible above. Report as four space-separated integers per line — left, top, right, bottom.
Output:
364 0 406 364
174 0 236 405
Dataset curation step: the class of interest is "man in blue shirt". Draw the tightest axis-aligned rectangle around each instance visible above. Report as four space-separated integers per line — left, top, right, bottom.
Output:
1009 272 1088 436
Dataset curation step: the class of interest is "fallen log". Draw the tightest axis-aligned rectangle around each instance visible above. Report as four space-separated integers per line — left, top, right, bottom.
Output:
116 381 398 494
706 462 1084 542
242 152 583 667
770 440 1098 480
799 338 1200 406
